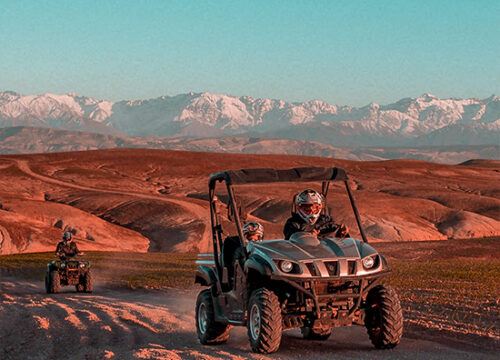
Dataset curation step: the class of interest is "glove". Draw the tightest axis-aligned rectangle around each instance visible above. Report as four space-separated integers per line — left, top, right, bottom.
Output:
335 224 350 238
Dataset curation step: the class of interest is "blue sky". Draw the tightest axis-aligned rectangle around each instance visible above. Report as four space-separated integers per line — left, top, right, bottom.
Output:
1 0 498 106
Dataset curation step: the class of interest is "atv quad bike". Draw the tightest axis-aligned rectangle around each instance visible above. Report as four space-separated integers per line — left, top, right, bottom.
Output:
45 256 92 294
195 167 403 353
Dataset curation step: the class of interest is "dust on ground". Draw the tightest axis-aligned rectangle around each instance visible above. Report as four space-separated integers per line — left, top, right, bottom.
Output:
0 278 498 360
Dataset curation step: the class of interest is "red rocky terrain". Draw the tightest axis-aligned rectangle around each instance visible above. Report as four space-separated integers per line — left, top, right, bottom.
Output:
0 149 498 254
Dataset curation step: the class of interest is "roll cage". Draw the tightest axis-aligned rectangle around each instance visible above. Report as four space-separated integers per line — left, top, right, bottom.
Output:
208 166 368 280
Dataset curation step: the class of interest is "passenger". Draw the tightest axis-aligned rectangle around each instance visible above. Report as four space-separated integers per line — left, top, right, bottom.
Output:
242 221 265 242
283 189 349 240
233 221 265 274
55 232 83 260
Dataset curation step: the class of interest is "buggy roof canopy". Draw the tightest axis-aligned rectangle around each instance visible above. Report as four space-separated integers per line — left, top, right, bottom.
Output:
209 167 348 187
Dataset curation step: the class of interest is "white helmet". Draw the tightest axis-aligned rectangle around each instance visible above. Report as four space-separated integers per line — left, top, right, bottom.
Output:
296 189 323 224
242 221 264 241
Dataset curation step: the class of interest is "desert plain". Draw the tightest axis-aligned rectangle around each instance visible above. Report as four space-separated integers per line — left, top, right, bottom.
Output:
0 148 499 253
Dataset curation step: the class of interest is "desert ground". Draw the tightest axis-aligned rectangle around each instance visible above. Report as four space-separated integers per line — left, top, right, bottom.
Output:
0 281 494 360
0 149 499 254
1 238 499 360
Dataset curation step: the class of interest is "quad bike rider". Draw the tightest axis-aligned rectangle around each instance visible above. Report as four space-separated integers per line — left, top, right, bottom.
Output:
45 231 92 294
55 231 82 259
284 188 349 240
195 167 404 353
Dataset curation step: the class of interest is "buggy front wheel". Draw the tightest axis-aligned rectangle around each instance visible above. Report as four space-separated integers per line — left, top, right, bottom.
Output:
247 288 282 353
365 285 403 349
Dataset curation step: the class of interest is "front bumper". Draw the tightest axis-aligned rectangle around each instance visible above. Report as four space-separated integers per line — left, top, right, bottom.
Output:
271 269 392 319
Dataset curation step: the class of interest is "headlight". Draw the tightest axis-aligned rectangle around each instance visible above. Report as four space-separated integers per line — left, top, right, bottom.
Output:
79 263 86 268
280 260 293 273
60 262 66 268
362 256 376 269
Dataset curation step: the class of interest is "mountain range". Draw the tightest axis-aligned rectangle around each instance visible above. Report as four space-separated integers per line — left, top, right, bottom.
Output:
1 91 498 147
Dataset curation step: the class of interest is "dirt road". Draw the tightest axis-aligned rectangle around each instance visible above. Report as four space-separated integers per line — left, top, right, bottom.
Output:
0 278 496 360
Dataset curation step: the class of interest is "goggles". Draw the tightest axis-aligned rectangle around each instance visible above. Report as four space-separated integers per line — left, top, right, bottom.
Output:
298 203 322 215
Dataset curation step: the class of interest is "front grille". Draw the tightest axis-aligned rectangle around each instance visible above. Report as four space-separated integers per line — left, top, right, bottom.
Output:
324 261 338 276
347 260 357 275
306 262 318 276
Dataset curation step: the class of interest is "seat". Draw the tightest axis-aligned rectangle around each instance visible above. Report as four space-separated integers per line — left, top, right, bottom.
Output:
221 236 242 288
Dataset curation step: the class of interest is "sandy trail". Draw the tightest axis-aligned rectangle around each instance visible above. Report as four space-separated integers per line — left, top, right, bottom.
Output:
8 158 212 252
0 279 497 360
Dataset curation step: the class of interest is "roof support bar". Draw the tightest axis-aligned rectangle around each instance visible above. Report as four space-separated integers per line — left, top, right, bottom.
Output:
226 184 247 248
209 185 223 278
344 180 369 243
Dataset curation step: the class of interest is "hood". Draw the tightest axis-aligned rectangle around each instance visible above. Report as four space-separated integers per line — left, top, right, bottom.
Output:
247 234 384 278
250 235 376 263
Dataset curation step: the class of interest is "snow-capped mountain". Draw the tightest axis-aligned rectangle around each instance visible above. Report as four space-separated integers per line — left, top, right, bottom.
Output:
0 91 498 146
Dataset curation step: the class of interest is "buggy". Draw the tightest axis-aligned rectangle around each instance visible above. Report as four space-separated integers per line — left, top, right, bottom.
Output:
195 167 403 353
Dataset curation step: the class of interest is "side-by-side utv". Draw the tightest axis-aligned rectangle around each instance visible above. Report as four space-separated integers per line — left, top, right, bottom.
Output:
194 167 403 353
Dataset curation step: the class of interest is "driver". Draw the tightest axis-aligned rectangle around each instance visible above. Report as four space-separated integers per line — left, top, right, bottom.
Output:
283 189 349 240
55 232 82 260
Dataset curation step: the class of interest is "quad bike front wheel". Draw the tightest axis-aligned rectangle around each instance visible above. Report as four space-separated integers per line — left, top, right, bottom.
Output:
247 288 282 353
301 326 332 340
195 289 230 345
49 270 61 294
365 285 403 349
84 271 93 293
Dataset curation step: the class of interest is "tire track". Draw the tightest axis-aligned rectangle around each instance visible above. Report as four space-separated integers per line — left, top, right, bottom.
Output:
1 279 497 360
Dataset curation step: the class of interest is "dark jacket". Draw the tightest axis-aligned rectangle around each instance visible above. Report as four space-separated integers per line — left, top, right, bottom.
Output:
55 241 80 259
283 213 346 240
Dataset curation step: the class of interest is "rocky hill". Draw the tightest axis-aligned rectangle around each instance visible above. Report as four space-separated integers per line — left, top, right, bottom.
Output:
0 149 498 254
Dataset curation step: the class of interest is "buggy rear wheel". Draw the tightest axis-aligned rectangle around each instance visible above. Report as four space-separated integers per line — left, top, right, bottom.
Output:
196 289 230 345
247 288 282 353
365 285 403 349
300 326 332 340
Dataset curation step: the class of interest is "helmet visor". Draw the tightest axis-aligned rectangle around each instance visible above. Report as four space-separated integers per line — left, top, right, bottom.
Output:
246 233 263 241
298 203 322 215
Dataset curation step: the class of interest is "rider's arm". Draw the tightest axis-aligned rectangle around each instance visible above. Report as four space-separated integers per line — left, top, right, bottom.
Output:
317 215 341 236
283 218 301 240
55 242 62 255
318 217 349 238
